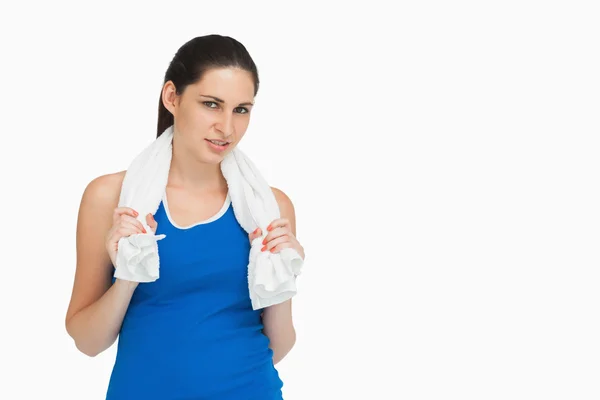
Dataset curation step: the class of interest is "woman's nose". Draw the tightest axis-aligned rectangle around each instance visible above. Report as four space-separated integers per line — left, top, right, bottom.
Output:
216 112 235 137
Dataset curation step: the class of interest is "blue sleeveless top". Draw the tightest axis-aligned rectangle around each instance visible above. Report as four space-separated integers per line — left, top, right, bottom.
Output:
106 191 284 399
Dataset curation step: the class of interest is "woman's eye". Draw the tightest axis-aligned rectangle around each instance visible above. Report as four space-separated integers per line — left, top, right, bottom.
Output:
203 102 248 114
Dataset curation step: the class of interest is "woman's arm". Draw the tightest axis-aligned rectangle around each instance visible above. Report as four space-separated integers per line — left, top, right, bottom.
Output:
263 299 296 365
262 187 300 364
65 172 138 357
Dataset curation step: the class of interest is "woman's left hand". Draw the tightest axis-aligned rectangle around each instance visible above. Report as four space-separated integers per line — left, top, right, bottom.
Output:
248 218 305 260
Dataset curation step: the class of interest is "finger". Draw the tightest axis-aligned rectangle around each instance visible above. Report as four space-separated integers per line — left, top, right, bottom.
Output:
120 214 147 233
267 218 289 232
267 241 293 254
119 219 146 234
113 207 138 223
112 226 141 241
249 227 262 242
262 226 289 245
263 234 290 251
146 213 158 233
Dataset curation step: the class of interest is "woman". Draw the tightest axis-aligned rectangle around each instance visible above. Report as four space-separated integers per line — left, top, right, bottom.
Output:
65 34 305 399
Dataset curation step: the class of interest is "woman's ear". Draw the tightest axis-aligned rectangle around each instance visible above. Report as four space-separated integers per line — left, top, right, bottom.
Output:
161 80 178 116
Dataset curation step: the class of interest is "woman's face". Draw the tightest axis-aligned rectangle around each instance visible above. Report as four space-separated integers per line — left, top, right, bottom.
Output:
163 67 255 163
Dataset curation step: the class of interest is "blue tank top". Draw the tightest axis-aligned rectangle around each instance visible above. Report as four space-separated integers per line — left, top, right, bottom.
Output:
106 191 284 399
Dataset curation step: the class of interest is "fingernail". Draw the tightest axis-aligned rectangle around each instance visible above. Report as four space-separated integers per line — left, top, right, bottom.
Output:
261 246 267 252
267 225 272 231
143 228 147 233
262 238 266 245
134 211 139 216
253 228 258 234
270 248 276 253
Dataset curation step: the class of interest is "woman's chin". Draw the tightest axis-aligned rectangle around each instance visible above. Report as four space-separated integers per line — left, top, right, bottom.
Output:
198 151 228 164
199 141 236 163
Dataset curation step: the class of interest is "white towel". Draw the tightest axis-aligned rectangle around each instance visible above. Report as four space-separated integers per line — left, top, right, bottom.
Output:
114 125 303 309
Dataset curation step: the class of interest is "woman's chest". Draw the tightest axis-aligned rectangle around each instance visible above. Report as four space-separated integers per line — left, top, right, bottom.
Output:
133 213 252 303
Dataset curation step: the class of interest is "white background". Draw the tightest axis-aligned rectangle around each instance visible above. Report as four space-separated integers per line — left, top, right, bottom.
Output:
0 1 599 399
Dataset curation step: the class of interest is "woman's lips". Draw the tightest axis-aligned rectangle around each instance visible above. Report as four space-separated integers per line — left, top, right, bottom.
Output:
205 139 230 151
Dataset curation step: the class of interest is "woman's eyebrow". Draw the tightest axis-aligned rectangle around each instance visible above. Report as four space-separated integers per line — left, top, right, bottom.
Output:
199 94 254 106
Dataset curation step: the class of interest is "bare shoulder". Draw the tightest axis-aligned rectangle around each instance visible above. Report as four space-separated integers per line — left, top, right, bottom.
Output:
271 186 295 213
76 169 127 257
81 170 126 208
271 186 296 233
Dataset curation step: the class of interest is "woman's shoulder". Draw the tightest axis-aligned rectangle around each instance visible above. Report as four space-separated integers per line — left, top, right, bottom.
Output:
80 170 127 210
271 187 293 211
270 186 296 232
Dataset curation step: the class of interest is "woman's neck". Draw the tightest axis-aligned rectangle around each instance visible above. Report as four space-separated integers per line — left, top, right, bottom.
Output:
168 142 227 194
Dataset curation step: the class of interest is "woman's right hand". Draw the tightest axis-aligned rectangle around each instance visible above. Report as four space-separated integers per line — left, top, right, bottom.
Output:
105 207 157 268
